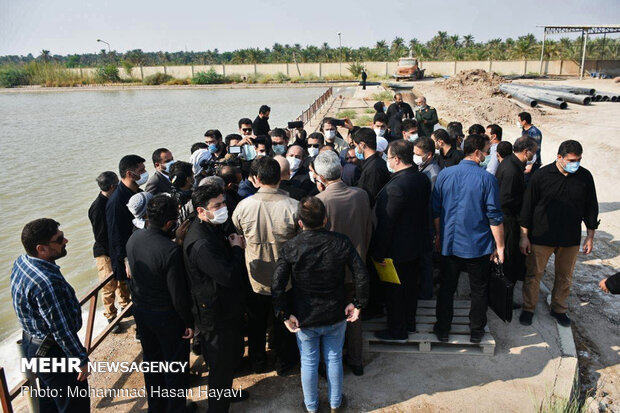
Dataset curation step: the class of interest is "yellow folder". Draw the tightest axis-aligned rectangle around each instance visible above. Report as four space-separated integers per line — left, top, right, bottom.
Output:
372 258 401 285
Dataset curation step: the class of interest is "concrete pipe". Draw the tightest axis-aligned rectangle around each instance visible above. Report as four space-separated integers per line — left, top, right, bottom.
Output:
500 83 595 96
499 85 538 108
536 96 568 109
502 85 591 105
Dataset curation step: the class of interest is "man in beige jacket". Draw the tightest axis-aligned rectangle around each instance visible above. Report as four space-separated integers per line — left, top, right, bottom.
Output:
232 156 300 375
314 151 373 376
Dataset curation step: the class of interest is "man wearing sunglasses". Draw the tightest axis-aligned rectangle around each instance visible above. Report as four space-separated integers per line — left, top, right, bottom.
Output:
11 219 90 412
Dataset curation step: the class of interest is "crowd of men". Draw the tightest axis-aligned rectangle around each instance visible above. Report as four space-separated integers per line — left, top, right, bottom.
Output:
10 95 612 413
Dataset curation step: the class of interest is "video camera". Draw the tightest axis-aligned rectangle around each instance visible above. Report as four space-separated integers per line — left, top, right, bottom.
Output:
199 157 241 177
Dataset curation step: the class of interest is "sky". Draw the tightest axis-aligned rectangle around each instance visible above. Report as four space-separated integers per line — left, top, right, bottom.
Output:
1 0 619 56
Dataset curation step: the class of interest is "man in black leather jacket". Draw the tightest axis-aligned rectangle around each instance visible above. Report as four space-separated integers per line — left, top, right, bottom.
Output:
272 197 369 413
183 184 249 412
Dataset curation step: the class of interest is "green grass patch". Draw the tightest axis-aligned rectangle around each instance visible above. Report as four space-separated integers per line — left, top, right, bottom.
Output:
336 110 357 119
143 73 174 85
371 90 393 101
354 115 373 126
364 108 375 114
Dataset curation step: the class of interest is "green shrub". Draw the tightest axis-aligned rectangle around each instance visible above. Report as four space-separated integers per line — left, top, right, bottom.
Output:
143 73 174 85
348 62 364 77
192 68 223 84
95 64 120 83
165 78 190 85
337 110 357 119
24 62 86 86
121 60 134 77
371 90 393 101
224 74 243 83
0 66 29 87
273 72 290 82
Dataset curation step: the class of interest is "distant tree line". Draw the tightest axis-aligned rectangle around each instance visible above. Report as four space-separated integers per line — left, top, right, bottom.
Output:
2 32 618 67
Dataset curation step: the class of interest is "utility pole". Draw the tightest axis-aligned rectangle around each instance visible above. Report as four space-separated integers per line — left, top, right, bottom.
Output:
338 32 342 76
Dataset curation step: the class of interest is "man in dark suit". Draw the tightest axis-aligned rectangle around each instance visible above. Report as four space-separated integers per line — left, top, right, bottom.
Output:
275 155 306 201
354 128 390 207
145 147 174 195
495 136 538 284
371 140 432 342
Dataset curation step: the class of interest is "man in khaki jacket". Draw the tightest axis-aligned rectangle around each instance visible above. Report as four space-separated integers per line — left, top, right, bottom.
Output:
314 151 372 376
232 157 299 375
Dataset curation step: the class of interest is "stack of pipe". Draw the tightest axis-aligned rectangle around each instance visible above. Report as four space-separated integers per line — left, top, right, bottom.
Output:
499 83 620 109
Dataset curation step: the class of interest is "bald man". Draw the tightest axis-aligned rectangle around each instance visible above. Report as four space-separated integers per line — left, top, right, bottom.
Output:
414 96 439 138
275 155 305 200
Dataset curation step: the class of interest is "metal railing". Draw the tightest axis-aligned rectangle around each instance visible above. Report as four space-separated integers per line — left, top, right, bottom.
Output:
296 87 333 125
0 274 132 413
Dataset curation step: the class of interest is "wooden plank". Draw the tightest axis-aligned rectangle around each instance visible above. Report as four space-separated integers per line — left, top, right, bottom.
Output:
367 343 491 356
362 323 489 334
363 331 495 346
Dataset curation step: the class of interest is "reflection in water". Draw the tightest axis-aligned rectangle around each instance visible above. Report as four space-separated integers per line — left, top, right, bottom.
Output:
0 87 325 341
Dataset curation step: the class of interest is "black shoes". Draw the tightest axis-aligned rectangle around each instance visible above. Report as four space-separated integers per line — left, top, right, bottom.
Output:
344 359 364 376
550 311 571 327
519 311 534 326
470 332 484 344
230 389 250 403
276 362 297 377
107 318 122 334
432 326 449 343
374 330 407 343
331 394 347 413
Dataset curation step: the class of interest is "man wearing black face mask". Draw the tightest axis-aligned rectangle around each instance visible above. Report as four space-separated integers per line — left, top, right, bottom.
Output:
126 195 195 413
253 104 271 136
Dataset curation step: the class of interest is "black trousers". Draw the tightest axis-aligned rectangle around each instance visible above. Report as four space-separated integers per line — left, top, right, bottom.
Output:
385 258 427 338
21 334 90 413
201 318 243 413
503 213 526 283
246 292 298 370
435 254 491 335
344 283 362 366
133 305 190 413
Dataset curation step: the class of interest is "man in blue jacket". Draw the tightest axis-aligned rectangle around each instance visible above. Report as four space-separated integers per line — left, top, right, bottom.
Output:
432 134 505 344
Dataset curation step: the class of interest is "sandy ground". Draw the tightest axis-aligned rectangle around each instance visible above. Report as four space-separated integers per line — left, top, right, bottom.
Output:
9 78 619 413
412 76 620 410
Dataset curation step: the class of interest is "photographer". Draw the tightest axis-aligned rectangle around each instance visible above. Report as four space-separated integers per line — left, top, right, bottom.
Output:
169 161 195 223
184 185 250 412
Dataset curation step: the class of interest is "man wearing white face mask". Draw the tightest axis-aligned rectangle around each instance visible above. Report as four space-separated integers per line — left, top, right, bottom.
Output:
183 184 250 412
321 118 348 154
413 137 441 190
372 112 395 142
232 157 300 375
287 144 314 195
106 154 147 286
146 147 174 195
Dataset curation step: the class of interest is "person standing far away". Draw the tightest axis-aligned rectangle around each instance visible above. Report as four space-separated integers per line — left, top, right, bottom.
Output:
361 66 367 90
145 148 174 195
231 156 300 375
484 124 503 175
518 111 543 182
431 129 463 169
314 151 372 376
88 171 130 334
371 140 432 342
414 96 439 138
183 185 251 412
106 154 148 337
354 127 391 207
518 140 599 328
253 105 271 136
273 197 369 413
126 195 195 413
11 219 90 412
432 134 505 344
495 136 538 286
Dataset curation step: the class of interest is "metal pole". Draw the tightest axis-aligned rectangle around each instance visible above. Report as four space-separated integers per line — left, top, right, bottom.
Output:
539 28 547 75
580 30 589 80
338 32 342 76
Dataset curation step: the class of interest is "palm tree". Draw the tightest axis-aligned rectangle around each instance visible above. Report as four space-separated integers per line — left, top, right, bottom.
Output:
40 50 50 63
511 36 536 59
463 34 475 48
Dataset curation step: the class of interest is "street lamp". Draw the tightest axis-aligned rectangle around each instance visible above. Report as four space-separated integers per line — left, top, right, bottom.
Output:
97 39 111 53
337 32 342 76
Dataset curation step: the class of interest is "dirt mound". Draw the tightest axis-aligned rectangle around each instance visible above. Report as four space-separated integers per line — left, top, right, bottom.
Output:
441 69 505 96
430 69 542 125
